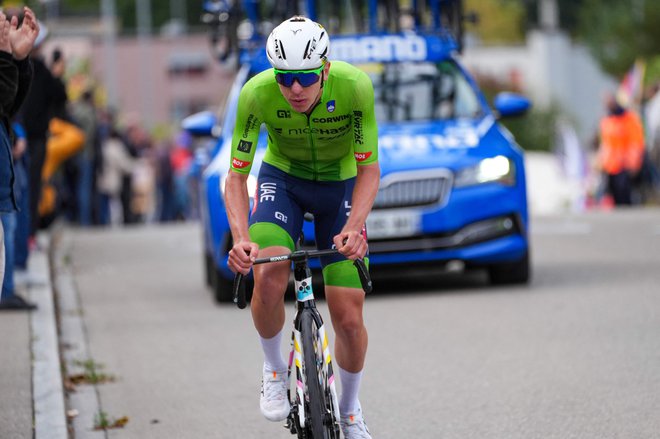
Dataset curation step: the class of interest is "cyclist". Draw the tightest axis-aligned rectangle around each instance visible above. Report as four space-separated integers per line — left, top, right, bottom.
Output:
225 16 379 438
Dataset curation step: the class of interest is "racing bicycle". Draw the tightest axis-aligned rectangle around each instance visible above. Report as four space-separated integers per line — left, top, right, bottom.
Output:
232 246 372 438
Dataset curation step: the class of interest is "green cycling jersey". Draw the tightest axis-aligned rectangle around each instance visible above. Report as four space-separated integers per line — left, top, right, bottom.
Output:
230 60 379 181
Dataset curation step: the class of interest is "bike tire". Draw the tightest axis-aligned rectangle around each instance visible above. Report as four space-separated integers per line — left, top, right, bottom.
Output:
300 312 335 439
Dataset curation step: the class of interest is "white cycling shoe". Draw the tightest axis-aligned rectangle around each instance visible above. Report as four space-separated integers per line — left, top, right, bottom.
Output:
259 365 290 422
340 405 372 439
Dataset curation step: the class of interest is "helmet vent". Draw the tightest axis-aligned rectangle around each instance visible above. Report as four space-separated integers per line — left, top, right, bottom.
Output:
289 16 306 23
303 40 311 60
278 40 287 60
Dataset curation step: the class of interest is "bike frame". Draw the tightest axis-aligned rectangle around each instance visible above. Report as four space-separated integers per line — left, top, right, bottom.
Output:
232 248 371 437
287 251 341 433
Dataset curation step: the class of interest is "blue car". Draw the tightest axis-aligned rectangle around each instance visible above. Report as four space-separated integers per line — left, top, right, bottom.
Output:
185 27 531 302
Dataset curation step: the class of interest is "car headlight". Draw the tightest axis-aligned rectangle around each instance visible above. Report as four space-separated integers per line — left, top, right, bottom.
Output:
220 174 258 199
453 155 515 188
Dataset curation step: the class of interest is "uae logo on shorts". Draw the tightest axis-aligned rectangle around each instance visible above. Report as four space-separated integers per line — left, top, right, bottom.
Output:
326 100 336 113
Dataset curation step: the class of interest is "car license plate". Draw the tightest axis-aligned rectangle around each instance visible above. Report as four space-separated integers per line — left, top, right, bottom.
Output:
366 210 421 239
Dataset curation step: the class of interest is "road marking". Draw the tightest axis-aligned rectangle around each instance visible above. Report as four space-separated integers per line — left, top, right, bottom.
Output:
531 221 592 235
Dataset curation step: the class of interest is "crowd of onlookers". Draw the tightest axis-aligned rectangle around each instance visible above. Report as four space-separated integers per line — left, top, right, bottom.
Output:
1 8 201 310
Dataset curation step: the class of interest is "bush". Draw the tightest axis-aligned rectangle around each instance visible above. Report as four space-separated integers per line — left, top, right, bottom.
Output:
499 105 561 152
474 72 560 152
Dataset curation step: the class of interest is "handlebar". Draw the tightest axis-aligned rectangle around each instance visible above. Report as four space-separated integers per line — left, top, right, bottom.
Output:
232 248 373 309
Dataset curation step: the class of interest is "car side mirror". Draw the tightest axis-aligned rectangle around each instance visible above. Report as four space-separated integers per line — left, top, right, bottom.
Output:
494 92 531 118
181 110 221 138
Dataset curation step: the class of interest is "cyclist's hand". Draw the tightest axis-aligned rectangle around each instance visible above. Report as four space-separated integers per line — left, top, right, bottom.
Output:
334 230 367 260
228 240 259 275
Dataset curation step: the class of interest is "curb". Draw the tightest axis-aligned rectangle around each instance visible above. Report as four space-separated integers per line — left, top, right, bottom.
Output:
52 229 106 438
29 233 67 439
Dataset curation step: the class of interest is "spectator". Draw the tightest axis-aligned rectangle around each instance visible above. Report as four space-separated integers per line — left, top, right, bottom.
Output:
12 121 31 285
15 19 67 246
69 88 97 225
155 140 175 222
597 94 645 206
0 7 39 310
97 127 135 225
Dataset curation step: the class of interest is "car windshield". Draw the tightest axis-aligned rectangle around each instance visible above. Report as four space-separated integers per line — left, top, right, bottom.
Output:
360 60 483 122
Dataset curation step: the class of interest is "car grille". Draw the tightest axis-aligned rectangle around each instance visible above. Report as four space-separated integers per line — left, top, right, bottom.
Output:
373 169 453 210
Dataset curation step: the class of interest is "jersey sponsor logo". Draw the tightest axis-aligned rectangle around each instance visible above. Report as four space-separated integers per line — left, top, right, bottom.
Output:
277 109 291 119
231 157 251 169
353 110 364 145
243 114 258 138
332 34 427 63
288 123 350 136
354 151 372 162
237 139 253 153
312 114 350 123
259 182 277 202
273 127 283 134
275 211 288 223
327 100 336 113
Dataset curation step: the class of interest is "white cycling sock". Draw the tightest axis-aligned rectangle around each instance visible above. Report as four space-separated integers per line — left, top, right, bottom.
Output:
260 329 288 372
337 364 363 416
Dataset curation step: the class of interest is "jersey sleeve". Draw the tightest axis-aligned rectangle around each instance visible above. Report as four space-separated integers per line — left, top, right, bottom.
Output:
230 81 262 174
352 70 379 166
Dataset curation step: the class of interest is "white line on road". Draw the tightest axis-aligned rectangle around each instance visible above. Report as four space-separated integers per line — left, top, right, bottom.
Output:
531 221 592 235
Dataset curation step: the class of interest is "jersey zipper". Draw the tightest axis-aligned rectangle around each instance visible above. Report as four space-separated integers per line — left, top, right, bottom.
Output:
306 108 320 181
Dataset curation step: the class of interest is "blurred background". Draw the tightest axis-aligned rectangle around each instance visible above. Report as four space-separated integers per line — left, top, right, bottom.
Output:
3 0 659 226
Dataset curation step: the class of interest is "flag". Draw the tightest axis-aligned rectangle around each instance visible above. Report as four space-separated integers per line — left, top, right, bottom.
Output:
617 59 646 109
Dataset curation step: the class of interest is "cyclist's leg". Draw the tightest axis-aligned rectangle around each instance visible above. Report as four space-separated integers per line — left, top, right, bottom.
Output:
324 283 368 373
249 164 304 338
312 177 369 416
249 164 305 421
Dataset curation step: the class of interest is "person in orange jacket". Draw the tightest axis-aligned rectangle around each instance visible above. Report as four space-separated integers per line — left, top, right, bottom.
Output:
598 94 645 205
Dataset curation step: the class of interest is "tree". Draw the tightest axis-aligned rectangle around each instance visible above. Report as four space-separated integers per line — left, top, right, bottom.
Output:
24 0 205 33
576 0 660 79
464 0 527 44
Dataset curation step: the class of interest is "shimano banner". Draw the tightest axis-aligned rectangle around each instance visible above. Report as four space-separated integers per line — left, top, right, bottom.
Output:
330 34 456 64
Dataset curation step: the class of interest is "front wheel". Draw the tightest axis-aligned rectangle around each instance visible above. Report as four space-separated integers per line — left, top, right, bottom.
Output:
300 312 339 439
488 251 531 285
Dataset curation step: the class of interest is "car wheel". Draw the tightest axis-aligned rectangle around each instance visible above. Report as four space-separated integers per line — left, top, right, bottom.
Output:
488 251 530 285
211 265 235 302
204 251 214 287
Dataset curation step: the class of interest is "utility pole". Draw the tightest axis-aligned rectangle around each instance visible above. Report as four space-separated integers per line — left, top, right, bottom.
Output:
101 0 119 109
538 0 559 31
136 0 155 128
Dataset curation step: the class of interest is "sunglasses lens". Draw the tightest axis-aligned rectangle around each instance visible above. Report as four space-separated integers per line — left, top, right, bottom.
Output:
275 72 294 87
275 71 321 87
297 72 321 87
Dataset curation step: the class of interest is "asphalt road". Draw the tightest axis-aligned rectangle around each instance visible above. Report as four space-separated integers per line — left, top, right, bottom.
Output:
59 209 660 438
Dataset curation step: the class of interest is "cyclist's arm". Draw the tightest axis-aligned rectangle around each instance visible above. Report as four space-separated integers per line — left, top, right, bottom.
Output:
225 82 262 272
341 161 380 236
335 69 380 259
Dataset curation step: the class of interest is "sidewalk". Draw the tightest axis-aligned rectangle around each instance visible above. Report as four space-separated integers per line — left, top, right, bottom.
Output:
0 235 67 439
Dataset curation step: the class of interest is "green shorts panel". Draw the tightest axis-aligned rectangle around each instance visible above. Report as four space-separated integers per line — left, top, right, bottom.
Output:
248 222 296 251
322 258 370 289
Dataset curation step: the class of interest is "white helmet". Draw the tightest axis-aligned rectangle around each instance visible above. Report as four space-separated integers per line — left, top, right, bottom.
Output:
266 16 329 70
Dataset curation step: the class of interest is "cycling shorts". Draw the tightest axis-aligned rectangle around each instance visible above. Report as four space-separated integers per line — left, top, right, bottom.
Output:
248 163 368 288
